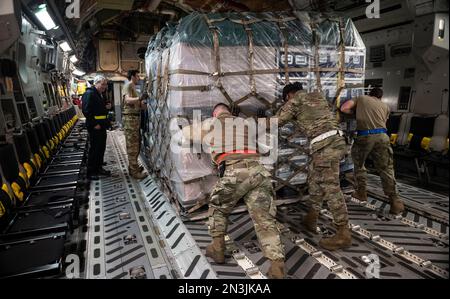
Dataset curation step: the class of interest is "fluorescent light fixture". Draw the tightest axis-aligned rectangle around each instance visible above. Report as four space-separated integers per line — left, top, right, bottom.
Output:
438 19 445 39
70 55 78 63
59 41 72 52
73 69 86 77
35 5 57 31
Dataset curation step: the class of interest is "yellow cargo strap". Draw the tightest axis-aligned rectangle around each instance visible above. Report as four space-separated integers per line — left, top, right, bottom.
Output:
24 162 34 180
19 171 30 189
34 153 42 168
49 140 55 150
390 134 398 145
2 184 13 201
31 157 38 170
421 137 431 151
0 201 5 218
408 133 413 143
11 182 24 202
43 146 50 159
94 115 107 120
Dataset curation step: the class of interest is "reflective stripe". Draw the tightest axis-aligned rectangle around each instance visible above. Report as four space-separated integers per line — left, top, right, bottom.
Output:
94 115 107 120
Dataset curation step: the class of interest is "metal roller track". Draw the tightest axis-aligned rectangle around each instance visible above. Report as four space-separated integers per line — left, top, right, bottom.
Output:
84 131 448 279
113 132 217 279
85 133 177 279
367 174 449 226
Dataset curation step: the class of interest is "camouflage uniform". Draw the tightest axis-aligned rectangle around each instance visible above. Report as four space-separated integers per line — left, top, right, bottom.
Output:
277 91 349 226
209 160 284 261
183 111 285 262
352 132 398 198
122 82 141 174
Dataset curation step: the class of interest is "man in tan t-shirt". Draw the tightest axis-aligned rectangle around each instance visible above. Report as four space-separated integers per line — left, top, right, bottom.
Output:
340 88 404 215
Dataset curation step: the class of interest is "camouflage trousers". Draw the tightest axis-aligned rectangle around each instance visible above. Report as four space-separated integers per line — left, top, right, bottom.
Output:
309 135 349 226
123 114 141 173
209 159 285 261
352 133 398 198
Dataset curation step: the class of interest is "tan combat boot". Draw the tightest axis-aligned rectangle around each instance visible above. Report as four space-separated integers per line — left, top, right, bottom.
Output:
319 224 352 251
205 236 225 264
389 196 405 215
130 169 147 180
267 259 285 279
302 209 319 233
351 189 368 202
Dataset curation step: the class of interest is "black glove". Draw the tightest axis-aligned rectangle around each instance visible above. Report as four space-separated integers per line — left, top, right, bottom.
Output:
231 104 240 116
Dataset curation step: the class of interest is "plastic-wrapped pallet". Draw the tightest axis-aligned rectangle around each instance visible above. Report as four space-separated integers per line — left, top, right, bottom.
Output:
144 11 366 211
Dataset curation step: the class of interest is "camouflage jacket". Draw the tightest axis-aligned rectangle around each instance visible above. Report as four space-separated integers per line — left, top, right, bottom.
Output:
182 111 260 165
276 91 339 140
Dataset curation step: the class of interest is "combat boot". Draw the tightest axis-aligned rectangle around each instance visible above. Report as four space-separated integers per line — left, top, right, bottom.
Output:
302 209 318 233
267 259 285 279
389 196 405 215
205 236 225 264
130 171 147 180
351 189 367 202
319 224 352 251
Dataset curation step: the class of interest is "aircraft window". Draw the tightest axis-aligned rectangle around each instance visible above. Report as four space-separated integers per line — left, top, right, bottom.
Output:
18 43 28 84
26 96 38 118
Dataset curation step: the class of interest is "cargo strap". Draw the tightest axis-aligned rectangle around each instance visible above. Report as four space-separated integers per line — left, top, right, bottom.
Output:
276 18 290 84
310 18 322 92
333 17 346 112
242 15 257 95
204 14 234 106
169 67 364 77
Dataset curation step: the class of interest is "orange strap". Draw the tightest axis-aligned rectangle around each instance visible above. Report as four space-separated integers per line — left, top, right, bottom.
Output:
215 150 257 165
